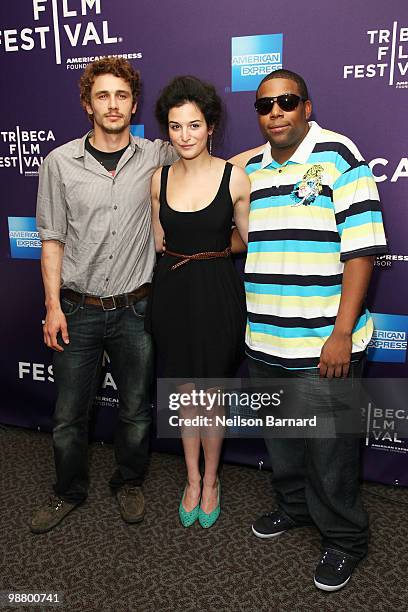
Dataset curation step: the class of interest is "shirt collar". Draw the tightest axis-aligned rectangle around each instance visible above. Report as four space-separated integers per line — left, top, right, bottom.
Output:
260 121 321 169
73 130 141 159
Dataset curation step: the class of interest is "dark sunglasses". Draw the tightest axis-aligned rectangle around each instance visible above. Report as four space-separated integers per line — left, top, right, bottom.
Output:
254 94 306 115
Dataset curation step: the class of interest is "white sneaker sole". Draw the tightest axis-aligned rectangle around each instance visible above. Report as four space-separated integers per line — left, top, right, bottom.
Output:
251 525 286 539
314 576 351 592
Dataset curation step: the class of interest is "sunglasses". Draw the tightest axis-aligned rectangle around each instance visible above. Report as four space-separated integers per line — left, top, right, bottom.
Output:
254 94 306 115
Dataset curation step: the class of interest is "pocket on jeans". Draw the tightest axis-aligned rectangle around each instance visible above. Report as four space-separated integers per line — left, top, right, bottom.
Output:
131 297 148 318
60 296 81 317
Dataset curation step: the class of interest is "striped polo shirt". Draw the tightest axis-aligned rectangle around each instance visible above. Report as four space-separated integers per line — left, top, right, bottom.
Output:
245 121 387 369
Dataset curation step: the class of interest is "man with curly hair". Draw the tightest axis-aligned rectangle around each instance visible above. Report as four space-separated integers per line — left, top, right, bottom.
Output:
32 57 177 533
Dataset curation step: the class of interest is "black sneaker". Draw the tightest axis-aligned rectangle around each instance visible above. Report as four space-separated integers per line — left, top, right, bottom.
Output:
314 548 359 592
252 510 296 539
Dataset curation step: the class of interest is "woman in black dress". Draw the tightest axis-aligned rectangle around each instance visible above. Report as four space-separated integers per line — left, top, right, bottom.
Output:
149 76 249 528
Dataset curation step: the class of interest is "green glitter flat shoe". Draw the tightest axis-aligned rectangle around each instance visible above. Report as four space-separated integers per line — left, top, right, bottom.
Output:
179 483 200 527
198 479 220 529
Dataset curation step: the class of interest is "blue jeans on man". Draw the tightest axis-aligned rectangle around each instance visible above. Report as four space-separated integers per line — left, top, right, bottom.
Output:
52 294 153 505
248 358 368 560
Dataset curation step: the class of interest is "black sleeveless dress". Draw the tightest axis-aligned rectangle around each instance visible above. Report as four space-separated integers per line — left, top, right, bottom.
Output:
147 162 246 379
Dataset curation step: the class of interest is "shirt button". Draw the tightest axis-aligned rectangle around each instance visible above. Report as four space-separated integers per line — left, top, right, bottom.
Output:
105 278 109 282
112 230 116 235
113 205 117 210
109 255 113 259
278 169 282 173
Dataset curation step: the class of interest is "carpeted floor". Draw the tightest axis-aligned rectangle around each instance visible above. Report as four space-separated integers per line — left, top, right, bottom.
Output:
1 426 407 612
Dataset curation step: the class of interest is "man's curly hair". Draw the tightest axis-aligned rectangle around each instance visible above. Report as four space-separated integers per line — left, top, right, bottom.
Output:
79 57 141 121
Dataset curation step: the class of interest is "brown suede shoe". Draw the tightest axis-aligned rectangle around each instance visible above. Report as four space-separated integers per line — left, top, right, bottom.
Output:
30 496 79 534
116 485 145 523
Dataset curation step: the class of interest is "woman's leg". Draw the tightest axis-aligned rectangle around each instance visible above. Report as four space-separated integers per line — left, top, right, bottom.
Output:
179 383 202 511
200 436 222 512
200 388 224 512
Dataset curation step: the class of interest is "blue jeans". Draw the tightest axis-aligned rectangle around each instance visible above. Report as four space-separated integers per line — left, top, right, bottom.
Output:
248 358 369 559
52 295 153 504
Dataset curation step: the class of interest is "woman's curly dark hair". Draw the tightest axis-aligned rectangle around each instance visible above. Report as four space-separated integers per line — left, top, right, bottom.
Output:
155 76 223 134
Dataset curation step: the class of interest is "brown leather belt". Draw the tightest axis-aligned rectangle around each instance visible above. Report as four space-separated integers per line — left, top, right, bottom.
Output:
164 247 231 270
61 283 150 311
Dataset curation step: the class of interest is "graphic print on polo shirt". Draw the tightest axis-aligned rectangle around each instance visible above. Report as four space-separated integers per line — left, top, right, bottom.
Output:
290 164 324 206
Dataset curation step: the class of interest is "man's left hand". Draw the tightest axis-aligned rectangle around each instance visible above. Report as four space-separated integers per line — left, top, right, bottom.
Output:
318 330 352 378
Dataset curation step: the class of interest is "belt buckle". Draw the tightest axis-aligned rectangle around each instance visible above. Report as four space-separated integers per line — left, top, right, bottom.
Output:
100 295 116 311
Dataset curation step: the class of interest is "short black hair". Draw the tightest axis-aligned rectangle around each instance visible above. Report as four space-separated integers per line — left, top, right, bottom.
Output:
155 76 223 134
256 69 309 100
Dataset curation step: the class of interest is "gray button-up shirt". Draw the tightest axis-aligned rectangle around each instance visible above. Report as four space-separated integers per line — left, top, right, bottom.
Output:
36 131 176 296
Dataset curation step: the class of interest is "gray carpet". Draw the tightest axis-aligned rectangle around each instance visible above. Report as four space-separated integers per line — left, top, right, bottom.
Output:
1 426 407 611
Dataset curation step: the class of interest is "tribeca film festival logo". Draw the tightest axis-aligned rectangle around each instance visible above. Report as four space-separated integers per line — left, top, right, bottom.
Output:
343 22 408 87
367 313 408 363
8 217 41 260
365 403 408 448
18 351 118 408
0 127 55 176
18 356 116 387
0 0 142 68
231 34 283 92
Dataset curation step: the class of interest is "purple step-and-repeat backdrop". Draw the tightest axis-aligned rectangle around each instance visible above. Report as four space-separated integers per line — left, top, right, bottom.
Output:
0 0 407 484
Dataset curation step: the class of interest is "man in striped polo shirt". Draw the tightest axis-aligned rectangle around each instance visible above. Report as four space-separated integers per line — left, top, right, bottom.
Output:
231 69 387 591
